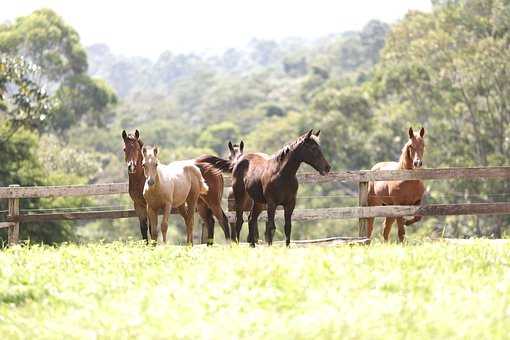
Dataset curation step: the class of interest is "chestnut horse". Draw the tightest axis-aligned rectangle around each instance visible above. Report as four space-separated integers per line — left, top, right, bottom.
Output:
367 127 426 242
122 130 149 243
204 130 330 246
142 145 209 244
122 130 230 244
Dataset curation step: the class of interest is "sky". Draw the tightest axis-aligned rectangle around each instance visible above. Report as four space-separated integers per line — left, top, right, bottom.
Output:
1 0 432 59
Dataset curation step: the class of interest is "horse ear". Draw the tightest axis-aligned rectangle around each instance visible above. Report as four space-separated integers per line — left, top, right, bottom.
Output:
420 127 425 138
122 130 127 141
408 127 414 139
305 129 313 139
314 130 321 137
228 141 234 153
240 141 244 153
135 130 140 139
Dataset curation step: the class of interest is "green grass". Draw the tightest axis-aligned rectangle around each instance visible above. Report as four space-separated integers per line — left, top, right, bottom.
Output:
1 241 510 339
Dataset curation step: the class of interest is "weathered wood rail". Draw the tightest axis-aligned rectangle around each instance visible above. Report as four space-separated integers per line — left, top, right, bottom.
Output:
2 166 510 245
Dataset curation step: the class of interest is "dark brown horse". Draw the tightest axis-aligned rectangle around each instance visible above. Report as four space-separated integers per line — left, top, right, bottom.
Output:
204 130 330 246
226 141 266 242
122 130 230 244
367 127 426 242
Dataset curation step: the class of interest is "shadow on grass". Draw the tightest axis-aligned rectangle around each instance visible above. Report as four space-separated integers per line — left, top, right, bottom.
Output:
0 290 41 305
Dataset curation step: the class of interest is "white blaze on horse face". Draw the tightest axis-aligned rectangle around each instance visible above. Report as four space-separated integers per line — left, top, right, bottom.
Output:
142 147 159 186
409 138 425 168
124 136 142 174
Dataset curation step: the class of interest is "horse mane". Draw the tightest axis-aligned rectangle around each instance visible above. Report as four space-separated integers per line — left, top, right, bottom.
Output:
398 140 412 170
195 155 234 173
272 133 320 162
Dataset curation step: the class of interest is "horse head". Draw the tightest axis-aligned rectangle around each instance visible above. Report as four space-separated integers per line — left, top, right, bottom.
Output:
142 145 159 187
295 130 331 175
228 141 244 162
122 129 144 174
407 127 425 169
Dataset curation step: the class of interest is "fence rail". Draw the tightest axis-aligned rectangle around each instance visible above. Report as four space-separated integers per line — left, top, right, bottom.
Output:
2 166 510 199
2 166 510 245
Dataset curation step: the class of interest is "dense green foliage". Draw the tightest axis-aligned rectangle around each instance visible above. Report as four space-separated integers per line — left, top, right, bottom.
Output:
0 10 112 244
2 1 510 243
1 241 509 338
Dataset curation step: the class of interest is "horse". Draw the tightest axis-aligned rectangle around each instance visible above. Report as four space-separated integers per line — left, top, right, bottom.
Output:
122 130 230 245
226 141 266 242
122 130 150 243
367 127 426 242
142 145 209 244
204 130 331 246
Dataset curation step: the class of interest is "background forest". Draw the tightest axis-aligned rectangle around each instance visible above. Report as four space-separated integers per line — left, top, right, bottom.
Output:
1 0 510 244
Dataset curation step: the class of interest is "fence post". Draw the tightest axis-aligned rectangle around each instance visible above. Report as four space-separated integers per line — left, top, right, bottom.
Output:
358 181 368 237
7 184 20 246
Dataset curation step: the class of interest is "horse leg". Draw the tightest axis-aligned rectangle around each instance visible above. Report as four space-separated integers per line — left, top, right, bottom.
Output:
147 207 159 245
209 203 231 243
134 202 149 244
283 199 296 247
253 202 260 243
177 204 193 245
161 204 171 244
248 203 264 247
185 196 198 246
265 202 277 246
197 203 215 245
233 189 249 243
397 217 406 243
383 217 395 242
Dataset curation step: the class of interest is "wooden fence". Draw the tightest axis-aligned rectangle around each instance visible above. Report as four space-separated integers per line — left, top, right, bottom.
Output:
2 166 510 245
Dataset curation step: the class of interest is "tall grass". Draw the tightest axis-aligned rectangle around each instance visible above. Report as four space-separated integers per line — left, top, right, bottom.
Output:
1 241 509 339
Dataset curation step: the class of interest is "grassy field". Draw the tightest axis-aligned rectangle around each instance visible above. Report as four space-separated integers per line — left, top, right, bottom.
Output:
1 241 509 339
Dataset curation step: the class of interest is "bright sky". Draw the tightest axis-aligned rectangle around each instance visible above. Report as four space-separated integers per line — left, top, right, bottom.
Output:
2 0 432 59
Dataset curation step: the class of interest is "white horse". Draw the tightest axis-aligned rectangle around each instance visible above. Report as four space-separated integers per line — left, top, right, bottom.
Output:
142 145 208 244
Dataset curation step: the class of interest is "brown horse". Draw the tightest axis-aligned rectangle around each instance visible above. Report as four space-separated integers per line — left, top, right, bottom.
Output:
122 130 149 243
204 130 331 246
367 127 426 242
122 130 230 245
226 141 266 242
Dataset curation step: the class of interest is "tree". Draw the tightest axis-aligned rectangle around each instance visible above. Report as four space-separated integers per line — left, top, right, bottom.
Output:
373 0 510 237
0 9 117 133
197 122 240 155
0 54 51 132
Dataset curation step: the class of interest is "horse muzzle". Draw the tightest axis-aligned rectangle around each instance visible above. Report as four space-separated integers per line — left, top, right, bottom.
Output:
319 163 331 176
413 160 423 168
127 161 137 174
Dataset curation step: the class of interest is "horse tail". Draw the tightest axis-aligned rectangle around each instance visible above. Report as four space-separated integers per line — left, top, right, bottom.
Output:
199 176 209 195
195 155 234 173
185 163 209 196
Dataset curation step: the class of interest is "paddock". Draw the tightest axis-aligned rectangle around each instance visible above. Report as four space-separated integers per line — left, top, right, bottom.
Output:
2 166 510 245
